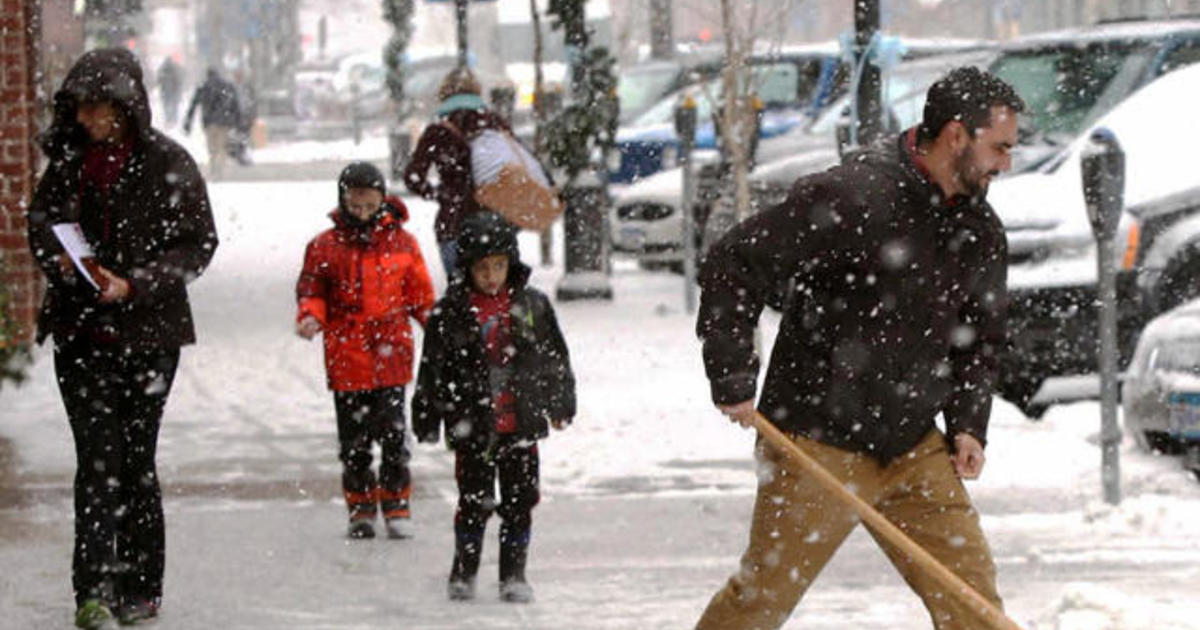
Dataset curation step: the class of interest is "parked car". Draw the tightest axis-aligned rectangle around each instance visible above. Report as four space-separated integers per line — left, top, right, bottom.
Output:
608 38 992 186
294 52 389 121
1121 297 1200 477
608 47 997 259
990 16 1200 417
609 42 848 185
617 47 724 124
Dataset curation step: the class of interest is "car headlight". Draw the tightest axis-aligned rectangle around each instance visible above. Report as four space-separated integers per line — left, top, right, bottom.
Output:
661 145 677 169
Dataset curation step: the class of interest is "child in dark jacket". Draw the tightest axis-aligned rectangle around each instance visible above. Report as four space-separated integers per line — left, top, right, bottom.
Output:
296 162 436 540
413 211 575 603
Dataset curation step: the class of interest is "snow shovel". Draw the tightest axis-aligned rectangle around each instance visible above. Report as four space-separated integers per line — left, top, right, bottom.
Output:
747 411 1026 630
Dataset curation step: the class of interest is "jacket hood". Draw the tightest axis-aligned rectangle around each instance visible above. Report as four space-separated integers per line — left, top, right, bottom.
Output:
454 211 531 290
847 128 990 209
41 48 153 160
842 132 918 185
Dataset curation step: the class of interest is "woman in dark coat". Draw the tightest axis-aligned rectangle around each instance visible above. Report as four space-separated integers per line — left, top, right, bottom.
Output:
25 47 218 628
403 67 511 278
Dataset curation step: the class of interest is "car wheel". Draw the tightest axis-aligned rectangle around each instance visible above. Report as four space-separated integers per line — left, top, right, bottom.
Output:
1145 431 1185 455
1186 445 1200 482
997 375 1047 421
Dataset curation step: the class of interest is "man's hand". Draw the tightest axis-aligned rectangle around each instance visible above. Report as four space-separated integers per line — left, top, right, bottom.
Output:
718 400 758 429
551 419 568 431
295 315 322 340
95 266 132 303
951 433 986 480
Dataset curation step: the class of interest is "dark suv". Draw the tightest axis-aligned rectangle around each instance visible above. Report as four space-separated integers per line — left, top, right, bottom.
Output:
990 16 1200 417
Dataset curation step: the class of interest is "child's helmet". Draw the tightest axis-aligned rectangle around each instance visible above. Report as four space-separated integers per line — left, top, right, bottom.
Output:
337 161 386 211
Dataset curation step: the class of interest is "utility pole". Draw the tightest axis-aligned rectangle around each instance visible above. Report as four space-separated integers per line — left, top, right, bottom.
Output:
456 0 469 68
853 0 882 147
649 0 673 60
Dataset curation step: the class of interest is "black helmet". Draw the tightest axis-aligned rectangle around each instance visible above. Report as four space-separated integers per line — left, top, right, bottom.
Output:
337 161 386 211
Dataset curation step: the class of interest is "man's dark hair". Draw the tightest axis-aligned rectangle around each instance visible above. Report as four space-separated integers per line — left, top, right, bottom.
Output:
917 66 1025 144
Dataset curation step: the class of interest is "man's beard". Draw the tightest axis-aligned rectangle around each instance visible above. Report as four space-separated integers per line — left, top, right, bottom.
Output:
953 148 996 200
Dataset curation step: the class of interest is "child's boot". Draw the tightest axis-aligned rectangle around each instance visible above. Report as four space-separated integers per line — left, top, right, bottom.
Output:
447 532 483 601
344 488 378 539
499 526 533 603
380 486 413 539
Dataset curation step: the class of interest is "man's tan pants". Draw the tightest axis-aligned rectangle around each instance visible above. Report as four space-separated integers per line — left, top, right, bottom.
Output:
695 429 1002 630
204 124 230 180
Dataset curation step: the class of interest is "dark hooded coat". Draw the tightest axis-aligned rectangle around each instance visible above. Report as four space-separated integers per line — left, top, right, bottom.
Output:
26 48 218 350
413 213 576 450
697 129 1008 464
402 106 511 243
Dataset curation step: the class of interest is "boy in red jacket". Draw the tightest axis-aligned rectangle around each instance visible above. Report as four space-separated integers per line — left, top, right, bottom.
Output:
296 162 436 540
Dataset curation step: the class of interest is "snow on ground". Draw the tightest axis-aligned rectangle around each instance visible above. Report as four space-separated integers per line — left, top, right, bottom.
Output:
162 123 388 167
3 179 1200 627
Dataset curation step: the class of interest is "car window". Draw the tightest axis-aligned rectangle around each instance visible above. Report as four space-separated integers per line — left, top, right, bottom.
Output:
1151 341 1200 374
630 62 810 128
755 62 801 107
618 66 683 122
1159 39 1200 75
989 43 1155 144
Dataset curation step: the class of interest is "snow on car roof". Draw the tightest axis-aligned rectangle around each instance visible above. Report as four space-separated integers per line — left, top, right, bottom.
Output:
1139 297 1200 344
1001 18 1200 49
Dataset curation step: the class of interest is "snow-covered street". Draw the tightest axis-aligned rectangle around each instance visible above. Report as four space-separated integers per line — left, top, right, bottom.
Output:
3 180 1200 629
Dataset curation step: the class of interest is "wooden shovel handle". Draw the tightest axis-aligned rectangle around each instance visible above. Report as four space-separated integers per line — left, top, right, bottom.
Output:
748 411 1025 630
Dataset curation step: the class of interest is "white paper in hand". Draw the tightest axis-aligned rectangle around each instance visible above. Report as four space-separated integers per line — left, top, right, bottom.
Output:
51 223 101 290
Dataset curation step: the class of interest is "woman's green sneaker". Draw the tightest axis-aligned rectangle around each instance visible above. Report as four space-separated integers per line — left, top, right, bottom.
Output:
74 599 115 629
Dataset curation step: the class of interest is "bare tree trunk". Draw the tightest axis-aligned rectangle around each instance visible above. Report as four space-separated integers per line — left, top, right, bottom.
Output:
719 0 754 221
649 0 674 60
531 0 553 266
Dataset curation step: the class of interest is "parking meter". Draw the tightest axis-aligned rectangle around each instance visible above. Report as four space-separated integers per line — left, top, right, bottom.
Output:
748 95 764 168
1081 127 1125 506
674 94 697 146
675 95 698 312
1083 128 1126 242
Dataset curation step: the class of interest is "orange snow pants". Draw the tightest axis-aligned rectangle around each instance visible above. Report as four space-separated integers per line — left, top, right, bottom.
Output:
694 429 1003 630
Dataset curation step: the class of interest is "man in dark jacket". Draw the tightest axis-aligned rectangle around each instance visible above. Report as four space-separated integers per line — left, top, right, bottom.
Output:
26 47 218 629
413 212 574 603
693 67 1023 630
183 67 241 179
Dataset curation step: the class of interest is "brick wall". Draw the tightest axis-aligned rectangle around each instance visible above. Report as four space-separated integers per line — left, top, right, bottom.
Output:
0 0 41 345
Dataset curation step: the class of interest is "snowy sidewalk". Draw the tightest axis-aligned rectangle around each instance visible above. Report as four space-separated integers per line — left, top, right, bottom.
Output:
3 183 1200 629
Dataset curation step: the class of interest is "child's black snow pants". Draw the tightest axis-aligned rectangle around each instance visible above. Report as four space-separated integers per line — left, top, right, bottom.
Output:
451 435 540 582
333 386 412 522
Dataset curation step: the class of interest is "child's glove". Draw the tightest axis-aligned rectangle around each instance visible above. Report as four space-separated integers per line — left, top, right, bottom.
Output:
551 419 569 431
295 315 322 340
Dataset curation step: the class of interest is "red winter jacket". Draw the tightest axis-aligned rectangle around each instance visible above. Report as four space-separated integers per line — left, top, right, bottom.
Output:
296 197 435 391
